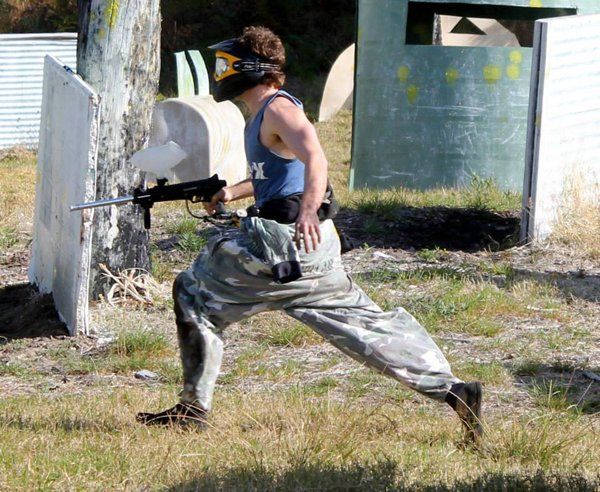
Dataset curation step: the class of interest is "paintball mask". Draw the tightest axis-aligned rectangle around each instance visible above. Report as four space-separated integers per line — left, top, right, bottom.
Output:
208 38 281 102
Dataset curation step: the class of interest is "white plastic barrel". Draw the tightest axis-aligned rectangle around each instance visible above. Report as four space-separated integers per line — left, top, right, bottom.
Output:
149 95 247 186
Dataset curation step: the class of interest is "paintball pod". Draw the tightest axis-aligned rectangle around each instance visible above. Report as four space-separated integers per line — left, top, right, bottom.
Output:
70 175 227 229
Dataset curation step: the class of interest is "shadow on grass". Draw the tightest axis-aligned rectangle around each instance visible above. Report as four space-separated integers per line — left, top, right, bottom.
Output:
0 283 68 342
509 362 600 414
337 214 598 303
166 460 599 491
336 207 520 252
510 268 600 303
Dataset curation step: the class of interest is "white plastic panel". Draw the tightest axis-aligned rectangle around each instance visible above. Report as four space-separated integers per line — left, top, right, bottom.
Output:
522 14 600 241
150 96 247 186
318 44 355 122
174 51 209 98
0 33 77 149
29 56 100 335
187 51 210 97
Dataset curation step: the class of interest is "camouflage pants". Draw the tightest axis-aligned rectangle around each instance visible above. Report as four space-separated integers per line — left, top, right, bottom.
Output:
173 219 461 411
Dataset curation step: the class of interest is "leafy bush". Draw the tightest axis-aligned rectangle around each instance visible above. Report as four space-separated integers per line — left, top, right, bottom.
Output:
0 0 78 33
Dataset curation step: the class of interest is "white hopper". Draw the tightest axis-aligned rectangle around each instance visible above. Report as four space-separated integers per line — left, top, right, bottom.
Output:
150 96 247 186
318 44 355 122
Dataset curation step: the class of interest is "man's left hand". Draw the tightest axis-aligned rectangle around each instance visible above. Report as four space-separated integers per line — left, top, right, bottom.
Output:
294 210 321 253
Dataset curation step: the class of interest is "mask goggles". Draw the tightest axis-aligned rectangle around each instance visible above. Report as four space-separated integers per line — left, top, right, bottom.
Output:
214 50 280 82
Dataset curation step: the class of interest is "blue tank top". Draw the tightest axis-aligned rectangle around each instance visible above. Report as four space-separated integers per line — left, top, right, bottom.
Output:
245 90 306 207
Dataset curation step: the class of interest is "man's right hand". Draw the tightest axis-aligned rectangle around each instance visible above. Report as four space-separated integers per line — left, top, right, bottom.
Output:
204 187 233 215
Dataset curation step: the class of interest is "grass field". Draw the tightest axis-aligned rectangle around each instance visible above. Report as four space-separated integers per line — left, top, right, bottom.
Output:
1 113 599 491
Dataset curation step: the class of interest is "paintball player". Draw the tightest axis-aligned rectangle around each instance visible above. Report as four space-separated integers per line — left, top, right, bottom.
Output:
137 26 484 443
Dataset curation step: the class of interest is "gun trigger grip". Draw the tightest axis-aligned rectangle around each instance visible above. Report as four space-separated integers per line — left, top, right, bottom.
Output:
215 201 227 215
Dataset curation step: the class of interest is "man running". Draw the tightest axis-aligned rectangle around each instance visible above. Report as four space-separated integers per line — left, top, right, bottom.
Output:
137 26 483 444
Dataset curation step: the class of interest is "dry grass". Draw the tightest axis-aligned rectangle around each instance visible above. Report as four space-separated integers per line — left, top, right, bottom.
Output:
548 168 600 260
356 268 571 338
348 177 521 214
1 118 600 490
99 263 168 306
316 110 353 201
0 388 599 490
0 149 37 250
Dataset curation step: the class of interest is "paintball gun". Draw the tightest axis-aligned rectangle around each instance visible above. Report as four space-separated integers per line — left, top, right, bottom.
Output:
70 175 227 229
70 141 227 229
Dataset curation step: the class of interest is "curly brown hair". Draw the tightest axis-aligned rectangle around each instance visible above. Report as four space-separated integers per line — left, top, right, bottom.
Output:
238 26 286 87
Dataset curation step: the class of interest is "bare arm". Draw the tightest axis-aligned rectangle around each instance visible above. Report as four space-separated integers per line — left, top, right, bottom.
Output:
262 98 328 252
204 178 254 215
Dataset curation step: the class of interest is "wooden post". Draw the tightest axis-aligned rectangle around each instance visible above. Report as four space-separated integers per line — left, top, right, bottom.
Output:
77 0 161 297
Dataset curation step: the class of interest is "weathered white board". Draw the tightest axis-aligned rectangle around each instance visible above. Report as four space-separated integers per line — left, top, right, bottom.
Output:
521 14 600 242
318 44 355 122
150 96 247 186
29 55 100 335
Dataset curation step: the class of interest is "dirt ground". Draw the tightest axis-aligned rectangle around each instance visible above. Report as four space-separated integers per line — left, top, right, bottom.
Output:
335 207 522 251
1 207 599 420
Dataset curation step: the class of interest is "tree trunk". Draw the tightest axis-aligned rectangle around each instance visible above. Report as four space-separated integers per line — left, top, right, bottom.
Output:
77 0 161 298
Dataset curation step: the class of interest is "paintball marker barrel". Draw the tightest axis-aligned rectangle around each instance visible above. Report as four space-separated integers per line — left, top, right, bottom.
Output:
70 174 227 229
70 195 134 211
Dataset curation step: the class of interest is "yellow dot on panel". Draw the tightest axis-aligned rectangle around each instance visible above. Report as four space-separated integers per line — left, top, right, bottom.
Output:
509 50 523 64
483 64 502 84
445 67 459 85
397 66 410 84
506 64 520 80
530 0 543 7
406 85 419 104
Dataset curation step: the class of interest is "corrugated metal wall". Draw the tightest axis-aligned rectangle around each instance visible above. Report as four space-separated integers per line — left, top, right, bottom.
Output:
0 33 77 150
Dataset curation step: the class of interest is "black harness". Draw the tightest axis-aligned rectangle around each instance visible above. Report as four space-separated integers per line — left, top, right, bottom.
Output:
247 185 339 224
